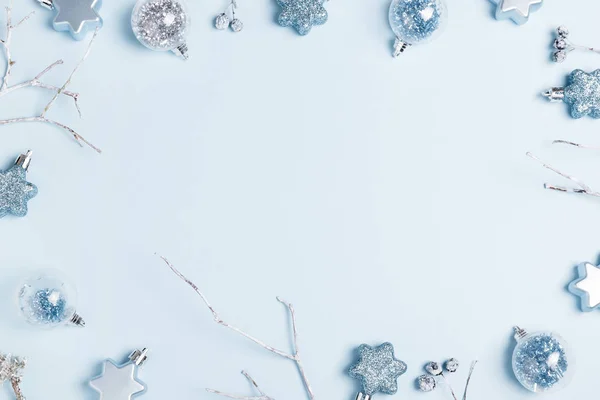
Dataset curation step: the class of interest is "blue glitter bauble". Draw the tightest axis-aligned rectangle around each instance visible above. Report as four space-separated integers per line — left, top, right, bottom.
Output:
389 0 447 45
512 328 573 393
18 271 78 328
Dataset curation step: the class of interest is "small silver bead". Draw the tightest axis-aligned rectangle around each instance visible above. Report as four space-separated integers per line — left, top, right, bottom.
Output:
553 38 567 50
417 375 437 392
553 50 567 63
230 18 243 32
425 362 442 376
445 358 459 373
557 25 569 38
215 13 230 30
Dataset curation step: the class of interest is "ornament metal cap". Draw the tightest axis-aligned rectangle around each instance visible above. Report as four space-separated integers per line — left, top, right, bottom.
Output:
15 150 33 171
393 38 410 58
70 312 86 327
173 43 189 60
129 348 149 366
543 87 565 102
513 326 527 340
37 0 54 10
355 393 372 400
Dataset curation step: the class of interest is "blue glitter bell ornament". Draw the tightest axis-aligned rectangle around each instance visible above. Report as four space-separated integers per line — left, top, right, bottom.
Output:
511 327 573 393
388 0 447 57
18 270 85 328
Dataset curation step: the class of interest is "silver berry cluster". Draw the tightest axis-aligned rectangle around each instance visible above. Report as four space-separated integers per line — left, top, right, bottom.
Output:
417 358 459 392
215 0 243 33
552 26 571 63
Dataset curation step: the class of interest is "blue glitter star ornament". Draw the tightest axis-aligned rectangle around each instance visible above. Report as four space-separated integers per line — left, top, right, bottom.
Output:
0 151 37 219
490 0 542 25
544 70 600 119
569 262 600 312
276 0 328 36
90 349 149 400
511 327 573 393
388 0 447 57
38 0 103 40
349 343 408 398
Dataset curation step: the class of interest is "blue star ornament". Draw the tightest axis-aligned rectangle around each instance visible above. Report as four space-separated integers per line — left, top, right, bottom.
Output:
569 262 600 312
90 349 149 400
277 0 328 36
563 70 600 119
349 343 408 396
51 0 103 40
0 151 37 219
491 0 542 25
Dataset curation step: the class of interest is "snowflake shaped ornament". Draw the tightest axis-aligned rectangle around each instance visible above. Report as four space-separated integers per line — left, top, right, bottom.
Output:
90 349 149 400
569 262 600 311
490 0 542 25
0 151 37 219
40 0 103 40
276 0 328 36
349 343 408 397
544 70 600 119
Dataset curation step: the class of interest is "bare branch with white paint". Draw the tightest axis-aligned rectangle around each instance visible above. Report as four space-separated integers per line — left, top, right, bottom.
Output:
0 0 100 153
158 255 315 400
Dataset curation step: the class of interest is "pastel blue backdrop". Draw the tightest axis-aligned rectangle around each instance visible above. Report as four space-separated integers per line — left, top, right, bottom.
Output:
1 0 600 399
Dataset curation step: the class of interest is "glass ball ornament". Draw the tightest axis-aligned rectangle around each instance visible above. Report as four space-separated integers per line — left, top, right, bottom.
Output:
18 270 85 328
511 327 573 393
131 0 191 59
388 0 447 57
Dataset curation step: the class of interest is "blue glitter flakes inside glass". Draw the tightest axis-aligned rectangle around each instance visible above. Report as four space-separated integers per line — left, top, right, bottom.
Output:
349 342 408 396
512 327 572 393
389 0 447 45
30 289 69 323
276 0 328 36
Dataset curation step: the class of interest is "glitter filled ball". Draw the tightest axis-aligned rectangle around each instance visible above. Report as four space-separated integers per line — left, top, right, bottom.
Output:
230 18 243 32
215 13 229 30
425 361 442 376
512 330 573 393
18 271 78 328
389 0 447 45
417 375 436 392
131 0 190 52
557 25 569 38
445 358 459 373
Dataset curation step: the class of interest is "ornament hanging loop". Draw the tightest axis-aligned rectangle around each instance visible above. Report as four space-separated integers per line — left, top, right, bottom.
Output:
15 150 33 171
37 0 53 10
129 348 149 366
356 393 372 400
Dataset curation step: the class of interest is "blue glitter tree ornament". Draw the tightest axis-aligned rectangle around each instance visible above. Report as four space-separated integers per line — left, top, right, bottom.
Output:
90 349 149 400
544 70 600 119
568 262 600 312
511 327 573 393
490 0 542 25
276 0 328 36
37 0 103 41
18 270 85 328
388 0 447 57
349 343 407 399
0 151 37 219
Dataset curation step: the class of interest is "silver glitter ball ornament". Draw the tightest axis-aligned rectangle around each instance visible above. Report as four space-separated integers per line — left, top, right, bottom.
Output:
553 50 567 63
417 375 436 392
554 38 567 50
445 358 459 373
230 18 243 32
131 0 191 57
215 13 230 30
425 362 442 376
557 25 569 38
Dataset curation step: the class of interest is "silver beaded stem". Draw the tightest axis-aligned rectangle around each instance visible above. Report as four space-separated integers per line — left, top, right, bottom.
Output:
552 25 600 63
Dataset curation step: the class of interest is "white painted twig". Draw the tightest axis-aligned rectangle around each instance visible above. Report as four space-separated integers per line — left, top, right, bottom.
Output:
158 255 315 400
206 371 275 400
0 0 100 152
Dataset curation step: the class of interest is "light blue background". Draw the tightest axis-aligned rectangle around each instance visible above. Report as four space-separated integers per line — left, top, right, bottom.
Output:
1 0 600 399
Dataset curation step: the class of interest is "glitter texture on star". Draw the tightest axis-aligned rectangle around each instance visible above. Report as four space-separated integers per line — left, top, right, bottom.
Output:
0 165 37 218
349 342 408 396
564 69 600 119
276 0 328 36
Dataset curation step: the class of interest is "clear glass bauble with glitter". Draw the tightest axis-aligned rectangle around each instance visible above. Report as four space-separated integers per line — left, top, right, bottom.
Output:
18 270 84 328
131 0 191 59
388 0 447 56
511 327 573 393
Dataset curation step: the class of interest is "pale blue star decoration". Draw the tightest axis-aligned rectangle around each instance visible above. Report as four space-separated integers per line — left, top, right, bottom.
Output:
276 0 328 36
490 0 542 25
0 151 37 219
349 342 408 396
544 70 600 119
568 262 600 312
45 0 103 41
90 349 149 400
